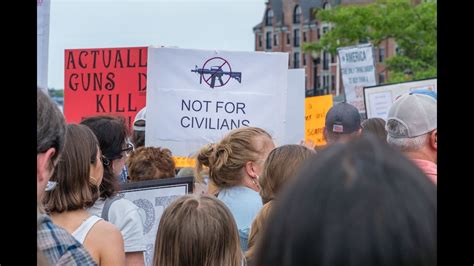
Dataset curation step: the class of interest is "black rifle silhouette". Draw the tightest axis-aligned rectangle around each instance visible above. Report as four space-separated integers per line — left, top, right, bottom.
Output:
191 65 242 88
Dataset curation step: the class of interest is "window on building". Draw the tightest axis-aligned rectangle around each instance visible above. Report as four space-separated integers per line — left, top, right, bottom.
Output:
379 47 385 62
274 34 278 46
303 31 307 42
317 28 321 39
294 29 300 47
258 35 262 48
331 53 335 63
379 73 385 84
323 51 329 70
331 75 336 91
323 2 331 10
323 26 329 34
294 52 300 68
293 5 302 24
287 33 291 45
266 9 273 26
323 75 329 93
266 32 272 49
303 54 306 66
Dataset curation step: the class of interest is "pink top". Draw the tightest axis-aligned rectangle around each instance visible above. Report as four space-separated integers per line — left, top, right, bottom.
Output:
411 159 437 185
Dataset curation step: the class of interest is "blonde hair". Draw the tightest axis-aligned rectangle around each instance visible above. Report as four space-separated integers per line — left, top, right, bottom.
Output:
259 144 315 204
127 146 176 181
246 201 273 263
196 127 273 189
153 194 243 266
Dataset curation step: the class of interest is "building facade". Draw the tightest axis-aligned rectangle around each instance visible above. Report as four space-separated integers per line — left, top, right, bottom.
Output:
253 0 397 97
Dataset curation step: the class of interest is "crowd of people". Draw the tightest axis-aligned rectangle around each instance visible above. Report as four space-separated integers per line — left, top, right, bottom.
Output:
37 87 437 265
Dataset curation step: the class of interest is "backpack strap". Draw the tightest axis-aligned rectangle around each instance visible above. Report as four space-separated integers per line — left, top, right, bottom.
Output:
101 194 124 221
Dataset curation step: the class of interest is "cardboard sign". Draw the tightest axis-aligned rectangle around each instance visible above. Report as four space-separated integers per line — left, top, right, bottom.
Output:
64 47 148 128
146 47 288 157
119 177 193 266
338 44 377 113
364 78 437 120
305 95 333 146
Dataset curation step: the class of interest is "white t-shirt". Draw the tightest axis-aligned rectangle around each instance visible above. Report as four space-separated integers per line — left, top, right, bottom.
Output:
88 197 146 252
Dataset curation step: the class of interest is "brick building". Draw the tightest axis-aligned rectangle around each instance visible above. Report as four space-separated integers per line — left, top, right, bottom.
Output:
253 0 397 98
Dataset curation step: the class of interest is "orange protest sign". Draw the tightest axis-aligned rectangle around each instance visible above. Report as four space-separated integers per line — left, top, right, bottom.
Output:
173 156 196 168
305 95 333 146
64 47 147 129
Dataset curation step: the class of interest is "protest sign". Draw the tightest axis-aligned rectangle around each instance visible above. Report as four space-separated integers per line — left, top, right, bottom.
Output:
305 95 333 146
364 78 437 120
338 44 377 114
146 47 288 157
119 176 193 266
37 0 50 90
64 47 148 128
282 69 305 145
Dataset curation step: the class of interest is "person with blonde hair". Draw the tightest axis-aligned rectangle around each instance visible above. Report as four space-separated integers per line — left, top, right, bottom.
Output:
246 144 315 263
153 194 244 266
43 124 125 265
127 146 176 182
196 127 275 251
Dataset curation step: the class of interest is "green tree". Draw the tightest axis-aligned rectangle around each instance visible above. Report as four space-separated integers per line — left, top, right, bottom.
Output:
303 0 436 83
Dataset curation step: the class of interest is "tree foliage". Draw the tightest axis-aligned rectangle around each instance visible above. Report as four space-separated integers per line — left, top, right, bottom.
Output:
303 0 436 82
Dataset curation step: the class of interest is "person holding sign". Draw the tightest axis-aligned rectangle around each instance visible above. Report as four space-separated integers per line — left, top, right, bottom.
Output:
196 127 275 252
43 124 125 265
81 116 146 265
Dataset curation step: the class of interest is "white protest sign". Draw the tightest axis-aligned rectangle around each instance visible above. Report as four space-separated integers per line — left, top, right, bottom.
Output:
338 43 377 113
37 0 50 91
146 47 288 156
282 69 305 145
119 177 193 266
364 78 437 120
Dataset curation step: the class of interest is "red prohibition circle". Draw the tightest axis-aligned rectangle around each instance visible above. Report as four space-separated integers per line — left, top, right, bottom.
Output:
201 57 232 88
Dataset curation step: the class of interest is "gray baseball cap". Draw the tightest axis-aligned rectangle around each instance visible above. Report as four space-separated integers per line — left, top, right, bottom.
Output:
325 102 361 134
386 93 437 138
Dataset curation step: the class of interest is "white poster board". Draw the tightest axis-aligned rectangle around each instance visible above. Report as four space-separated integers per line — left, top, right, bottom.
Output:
146 47 288 156
119 177 193 266
37 0 50 91
282 69 305 145
364 78 437 120
338 43 377 114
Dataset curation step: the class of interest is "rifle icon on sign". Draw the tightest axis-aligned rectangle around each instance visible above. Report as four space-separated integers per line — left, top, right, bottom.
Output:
191 57 242 89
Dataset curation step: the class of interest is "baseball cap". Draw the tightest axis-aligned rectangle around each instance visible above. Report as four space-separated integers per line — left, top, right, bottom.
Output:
325 102 361 134
386 93 436 138
133 107 146 131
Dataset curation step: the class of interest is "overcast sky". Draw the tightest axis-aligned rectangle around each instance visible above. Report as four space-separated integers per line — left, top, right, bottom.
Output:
47 0 266 89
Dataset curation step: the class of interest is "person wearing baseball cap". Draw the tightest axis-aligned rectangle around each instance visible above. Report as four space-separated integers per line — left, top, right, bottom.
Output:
132 107 146 148
386 93 437 184
323 102 362 145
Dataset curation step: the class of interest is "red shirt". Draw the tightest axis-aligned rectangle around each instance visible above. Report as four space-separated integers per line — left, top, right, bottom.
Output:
411 159 437 185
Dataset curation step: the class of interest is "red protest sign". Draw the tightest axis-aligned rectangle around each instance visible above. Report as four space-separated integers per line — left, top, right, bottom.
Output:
64 47 147 128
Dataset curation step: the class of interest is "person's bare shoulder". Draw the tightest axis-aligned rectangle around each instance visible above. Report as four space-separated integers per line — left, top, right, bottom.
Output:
88 220 126 266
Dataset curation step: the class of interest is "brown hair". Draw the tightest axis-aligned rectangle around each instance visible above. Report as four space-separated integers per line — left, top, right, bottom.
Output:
246 201 273 263
153 194 243 266
259 144 315 204
43 124 100 213
361 117 388 142
80 115 129 198
196 127 273 188
127 147 176 181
